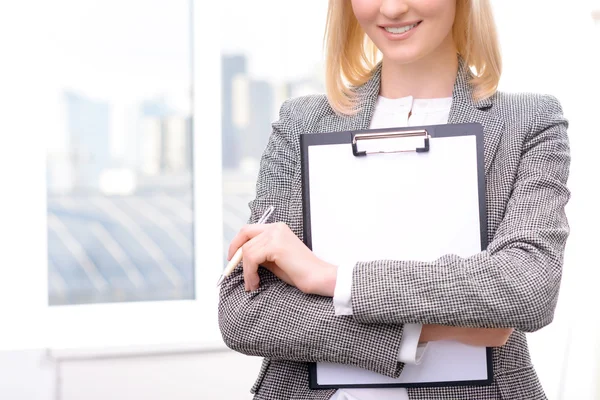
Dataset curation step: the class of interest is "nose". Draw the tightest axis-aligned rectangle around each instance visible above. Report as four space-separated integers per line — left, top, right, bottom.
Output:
379 0 409 19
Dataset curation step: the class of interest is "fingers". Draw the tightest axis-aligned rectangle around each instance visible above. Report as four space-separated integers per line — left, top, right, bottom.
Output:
242 235 267 291
227 221 292 291
227 223 268 260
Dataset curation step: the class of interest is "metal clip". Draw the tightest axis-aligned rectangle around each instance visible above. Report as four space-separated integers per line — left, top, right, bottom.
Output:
352 129 430 156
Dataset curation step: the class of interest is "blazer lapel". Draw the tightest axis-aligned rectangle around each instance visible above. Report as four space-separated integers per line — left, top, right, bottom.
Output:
319 57 504 175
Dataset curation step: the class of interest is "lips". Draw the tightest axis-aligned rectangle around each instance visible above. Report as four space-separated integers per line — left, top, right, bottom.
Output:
378 20 422 40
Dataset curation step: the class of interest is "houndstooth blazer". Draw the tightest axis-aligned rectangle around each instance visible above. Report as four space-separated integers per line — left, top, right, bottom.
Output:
218 58 571 400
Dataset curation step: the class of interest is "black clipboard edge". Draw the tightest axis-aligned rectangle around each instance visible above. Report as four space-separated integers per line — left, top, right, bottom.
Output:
300 123 492 390
300 130 354 252
308 347 493 389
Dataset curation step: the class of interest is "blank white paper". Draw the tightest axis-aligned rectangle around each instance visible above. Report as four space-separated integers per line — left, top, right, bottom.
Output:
308 135 488 385
317 341 488 385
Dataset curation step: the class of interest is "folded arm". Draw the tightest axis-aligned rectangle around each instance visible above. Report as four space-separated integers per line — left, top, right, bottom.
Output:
218 99 408 378
335 263 514 349
349 95 571 333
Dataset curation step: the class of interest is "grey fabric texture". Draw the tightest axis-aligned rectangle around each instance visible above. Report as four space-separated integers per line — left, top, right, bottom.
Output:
218 59 571 400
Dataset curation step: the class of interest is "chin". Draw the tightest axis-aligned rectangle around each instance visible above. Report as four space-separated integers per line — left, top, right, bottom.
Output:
376 41 426 65
381 49 427 66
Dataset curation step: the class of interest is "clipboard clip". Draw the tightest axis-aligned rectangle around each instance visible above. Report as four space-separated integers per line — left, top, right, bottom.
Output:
352 129 430 157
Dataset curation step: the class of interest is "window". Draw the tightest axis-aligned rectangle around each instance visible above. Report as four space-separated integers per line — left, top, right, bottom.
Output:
46 1 194 307
1 0 223 351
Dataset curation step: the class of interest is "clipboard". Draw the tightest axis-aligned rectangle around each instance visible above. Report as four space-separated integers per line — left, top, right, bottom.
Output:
299 123 493 389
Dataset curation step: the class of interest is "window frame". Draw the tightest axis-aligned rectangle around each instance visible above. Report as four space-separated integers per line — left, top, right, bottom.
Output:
1 1 226 352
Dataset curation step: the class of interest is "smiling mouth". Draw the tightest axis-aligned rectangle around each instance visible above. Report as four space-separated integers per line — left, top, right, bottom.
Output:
382 21 422 34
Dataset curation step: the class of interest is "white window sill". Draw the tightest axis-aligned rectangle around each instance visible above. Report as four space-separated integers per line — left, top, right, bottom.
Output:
49 340 231 361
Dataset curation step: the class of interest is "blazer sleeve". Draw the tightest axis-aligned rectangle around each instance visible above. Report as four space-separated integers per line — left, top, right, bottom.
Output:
218 98 407 379
349 94 571 333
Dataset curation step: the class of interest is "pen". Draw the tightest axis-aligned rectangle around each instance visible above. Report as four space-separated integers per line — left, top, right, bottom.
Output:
216 205 275 287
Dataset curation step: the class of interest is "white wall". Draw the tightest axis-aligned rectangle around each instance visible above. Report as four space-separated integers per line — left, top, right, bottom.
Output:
0 351 55 400
0 349 262 400
58 350 261 400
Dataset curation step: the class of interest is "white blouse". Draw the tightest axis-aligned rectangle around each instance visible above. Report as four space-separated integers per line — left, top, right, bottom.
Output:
330 95 453 400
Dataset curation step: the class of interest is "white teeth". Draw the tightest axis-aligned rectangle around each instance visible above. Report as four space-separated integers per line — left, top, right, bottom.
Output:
384 23 419 34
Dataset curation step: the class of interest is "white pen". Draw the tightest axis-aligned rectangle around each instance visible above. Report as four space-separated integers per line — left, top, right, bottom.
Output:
216 205 276 287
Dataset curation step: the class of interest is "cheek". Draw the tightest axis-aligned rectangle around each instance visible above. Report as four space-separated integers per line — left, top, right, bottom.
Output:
418 0 456 41
350 0 378 26
418 0 456 24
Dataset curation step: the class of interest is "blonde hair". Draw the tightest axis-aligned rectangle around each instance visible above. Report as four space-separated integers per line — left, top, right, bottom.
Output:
323 0 502 115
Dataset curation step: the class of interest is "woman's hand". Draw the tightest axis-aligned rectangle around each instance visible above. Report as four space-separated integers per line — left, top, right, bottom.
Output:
420 324 514 347
228 222 338 296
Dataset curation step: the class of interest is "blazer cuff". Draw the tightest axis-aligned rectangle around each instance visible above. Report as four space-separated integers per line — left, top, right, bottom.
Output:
333 263 354 315
398 323 428 364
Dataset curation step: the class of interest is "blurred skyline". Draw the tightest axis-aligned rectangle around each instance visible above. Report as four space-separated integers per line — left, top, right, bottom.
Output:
46 45 324 305
44 0 196 305
43 0 325 305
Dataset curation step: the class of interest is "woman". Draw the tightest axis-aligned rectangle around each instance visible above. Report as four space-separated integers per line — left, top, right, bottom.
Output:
218 0 571 399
